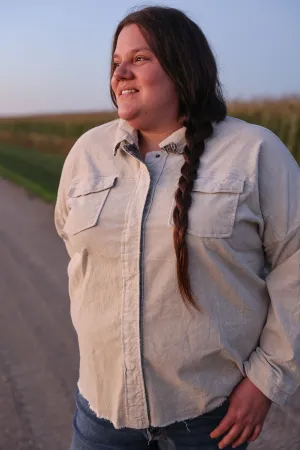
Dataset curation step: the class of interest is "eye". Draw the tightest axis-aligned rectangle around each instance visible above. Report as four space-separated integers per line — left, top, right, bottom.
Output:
113 62 120 69
135 56 147 63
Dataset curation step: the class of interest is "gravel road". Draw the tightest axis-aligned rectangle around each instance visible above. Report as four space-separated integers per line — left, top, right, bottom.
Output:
0 178 299 450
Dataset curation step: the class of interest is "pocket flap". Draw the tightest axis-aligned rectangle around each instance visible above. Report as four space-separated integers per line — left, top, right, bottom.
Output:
192 177 244 194
68 176 117 198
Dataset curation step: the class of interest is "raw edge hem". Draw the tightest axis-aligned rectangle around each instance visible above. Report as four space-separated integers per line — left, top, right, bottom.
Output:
151 397 230 429
77 381 128 429
77 382 229 431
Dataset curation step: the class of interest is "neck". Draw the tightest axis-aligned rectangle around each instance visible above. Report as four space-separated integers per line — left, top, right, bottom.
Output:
138 124 182 158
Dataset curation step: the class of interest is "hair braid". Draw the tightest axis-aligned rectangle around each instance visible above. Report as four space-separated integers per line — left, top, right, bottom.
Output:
110 5 227 312
173 118 214 313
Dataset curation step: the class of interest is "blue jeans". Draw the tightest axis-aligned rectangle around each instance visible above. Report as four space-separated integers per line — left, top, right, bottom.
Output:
70 390 249 449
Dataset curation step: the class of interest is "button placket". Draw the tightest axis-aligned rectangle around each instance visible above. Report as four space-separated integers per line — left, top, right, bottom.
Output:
120 162 151 428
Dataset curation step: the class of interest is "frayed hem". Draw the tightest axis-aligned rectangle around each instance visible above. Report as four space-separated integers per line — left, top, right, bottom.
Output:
148 397 230 429
76 382 229 430
76 382 127 428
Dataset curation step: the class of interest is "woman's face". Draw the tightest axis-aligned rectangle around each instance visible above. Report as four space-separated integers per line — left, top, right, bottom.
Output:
111 24 180 131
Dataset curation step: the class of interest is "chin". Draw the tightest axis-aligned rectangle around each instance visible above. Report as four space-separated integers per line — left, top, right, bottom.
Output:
118 107 133 118
117 109 142 128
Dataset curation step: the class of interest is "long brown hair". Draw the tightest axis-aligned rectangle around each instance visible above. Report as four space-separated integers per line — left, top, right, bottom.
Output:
110 6 227 313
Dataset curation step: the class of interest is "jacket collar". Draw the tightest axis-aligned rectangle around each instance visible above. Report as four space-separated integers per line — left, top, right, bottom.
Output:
113 119 187 156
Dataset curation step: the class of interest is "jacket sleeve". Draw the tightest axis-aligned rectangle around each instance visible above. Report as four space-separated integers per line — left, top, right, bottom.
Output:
53 137 81 257
243 128 300 405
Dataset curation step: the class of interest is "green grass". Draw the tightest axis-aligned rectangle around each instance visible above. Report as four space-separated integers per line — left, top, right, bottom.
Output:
0 143 65 203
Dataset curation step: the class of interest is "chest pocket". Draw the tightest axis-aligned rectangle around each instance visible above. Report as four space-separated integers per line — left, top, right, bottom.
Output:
169 177 244 238
63 176 117 236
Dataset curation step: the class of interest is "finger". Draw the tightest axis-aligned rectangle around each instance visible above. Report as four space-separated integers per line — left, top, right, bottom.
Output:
247 424 263 442
210 413 235 439
231 425 254 448
217 423 245 449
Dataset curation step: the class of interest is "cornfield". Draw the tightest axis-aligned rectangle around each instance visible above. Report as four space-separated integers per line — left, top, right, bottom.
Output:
0 111 117 156
228 97 300 163
0 97 299 163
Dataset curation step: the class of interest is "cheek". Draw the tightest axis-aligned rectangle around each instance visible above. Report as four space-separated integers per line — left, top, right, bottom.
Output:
141 65 163 85
111 75 119 95
145 69 176 97
111 78 116 92
154 80 177 104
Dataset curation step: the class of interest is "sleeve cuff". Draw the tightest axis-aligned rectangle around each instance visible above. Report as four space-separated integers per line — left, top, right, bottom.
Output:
243 348 296 405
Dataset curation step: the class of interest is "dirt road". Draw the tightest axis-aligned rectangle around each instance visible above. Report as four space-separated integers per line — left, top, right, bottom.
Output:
0 178 299 450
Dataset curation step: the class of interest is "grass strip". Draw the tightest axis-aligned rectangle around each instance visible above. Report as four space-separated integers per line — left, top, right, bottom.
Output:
0 143 65 203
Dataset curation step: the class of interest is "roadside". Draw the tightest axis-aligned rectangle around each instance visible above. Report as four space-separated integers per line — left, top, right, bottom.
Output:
0 178 78 449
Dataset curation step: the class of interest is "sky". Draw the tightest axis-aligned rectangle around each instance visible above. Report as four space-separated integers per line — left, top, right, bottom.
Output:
1 0 299 116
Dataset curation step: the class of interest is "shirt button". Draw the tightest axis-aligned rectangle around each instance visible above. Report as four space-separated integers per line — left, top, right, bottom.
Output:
156 154 160 158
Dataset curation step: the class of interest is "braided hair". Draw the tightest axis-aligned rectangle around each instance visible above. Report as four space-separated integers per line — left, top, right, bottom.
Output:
110 6 227 313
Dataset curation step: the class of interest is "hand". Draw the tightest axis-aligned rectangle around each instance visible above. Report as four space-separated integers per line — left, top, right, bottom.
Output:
210 377 272 448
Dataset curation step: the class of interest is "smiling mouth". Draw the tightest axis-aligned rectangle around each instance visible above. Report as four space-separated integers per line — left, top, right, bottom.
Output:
119 90 139 97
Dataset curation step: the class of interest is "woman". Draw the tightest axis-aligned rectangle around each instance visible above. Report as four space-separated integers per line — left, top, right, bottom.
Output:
54 6 300 450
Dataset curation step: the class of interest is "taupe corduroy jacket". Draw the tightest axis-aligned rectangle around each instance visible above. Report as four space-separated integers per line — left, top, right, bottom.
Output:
54 116 300 429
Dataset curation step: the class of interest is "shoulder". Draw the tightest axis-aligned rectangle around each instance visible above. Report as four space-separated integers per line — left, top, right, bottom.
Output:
83 118 121 141
214 115 283 147
211 116 297 172
69 118 120 155
58 118 122 186
61 118 121 171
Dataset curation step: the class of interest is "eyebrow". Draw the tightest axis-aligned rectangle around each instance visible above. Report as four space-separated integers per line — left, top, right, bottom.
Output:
113 47 152 58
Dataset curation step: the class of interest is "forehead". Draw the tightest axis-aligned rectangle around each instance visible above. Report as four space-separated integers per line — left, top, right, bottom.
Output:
114 24 150 55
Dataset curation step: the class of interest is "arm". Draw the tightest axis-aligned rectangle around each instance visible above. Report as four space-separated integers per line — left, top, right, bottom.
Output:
54 136 81 257
210 128 300 448
243 128 300 405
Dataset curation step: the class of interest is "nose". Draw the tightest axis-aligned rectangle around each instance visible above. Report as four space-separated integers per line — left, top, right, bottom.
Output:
113 62 133 81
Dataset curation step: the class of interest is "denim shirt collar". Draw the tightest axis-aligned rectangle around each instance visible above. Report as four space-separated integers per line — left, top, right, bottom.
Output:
113 119 187 156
